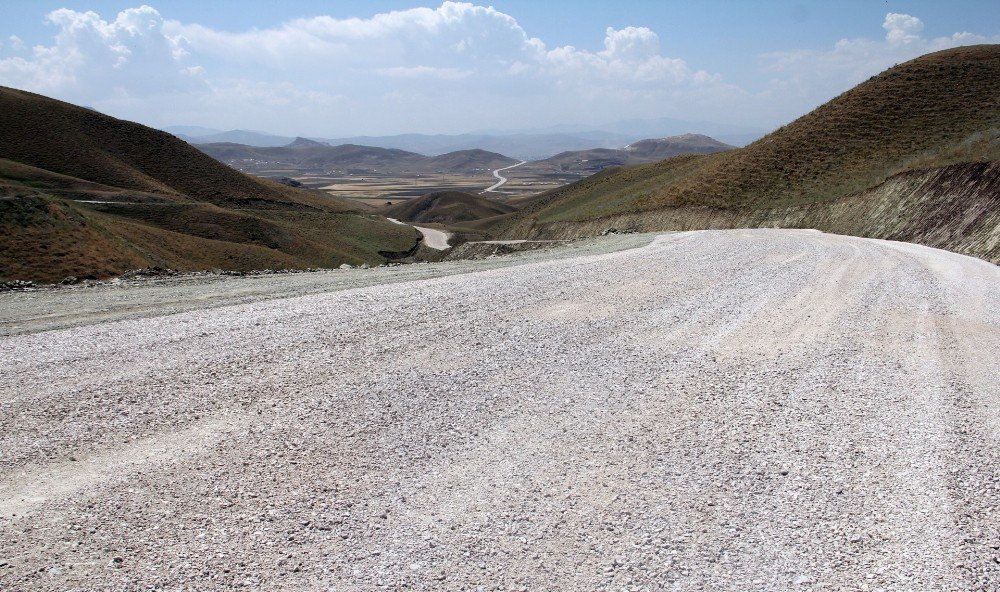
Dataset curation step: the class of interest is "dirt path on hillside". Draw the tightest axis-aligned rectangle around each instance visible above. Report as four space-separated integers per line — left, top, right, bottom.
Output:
1 229 997 590
411 225 452 250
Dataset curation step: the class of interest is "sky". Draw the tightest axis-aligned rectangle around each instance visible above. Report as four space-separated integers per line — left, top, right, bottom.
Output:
0 1 997 137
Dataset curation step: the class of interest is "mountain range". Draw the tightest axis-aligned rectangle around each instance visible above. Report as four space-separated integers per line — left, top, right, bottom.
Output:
164 118 766 160
196 141 517 175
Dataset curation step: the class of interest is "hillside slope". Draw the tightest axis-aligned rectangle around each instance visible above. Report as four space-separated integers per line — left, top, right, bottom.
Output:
382 191 517 225
499 46 1000 262
0 87 331 210
0 88 417 282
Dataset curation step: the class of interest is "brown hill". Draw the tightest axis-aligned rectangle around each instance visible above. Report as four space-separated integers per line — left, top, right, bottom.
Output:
382 191 517 225
0 88 417 282
0 87 330 210
197 143 516 175
516 134 732 176
425 149 518 172
497 46 1000 262
623 134 734 160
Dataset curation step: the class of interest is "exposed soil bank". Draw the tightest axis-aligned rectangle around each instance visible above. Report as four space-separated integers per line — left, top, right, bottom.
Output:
508 162 1000 264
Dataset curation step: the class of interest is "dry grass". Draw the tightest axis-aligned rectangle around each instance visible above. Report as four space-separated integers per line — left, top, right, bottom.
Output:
382 191 517 225
0 86 337 211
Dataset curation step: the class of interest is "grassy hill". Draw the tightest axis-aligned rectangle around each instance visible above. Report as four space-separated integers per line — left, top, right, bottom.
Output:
0 87 417 282
382 191 517 225
498 45 1000 261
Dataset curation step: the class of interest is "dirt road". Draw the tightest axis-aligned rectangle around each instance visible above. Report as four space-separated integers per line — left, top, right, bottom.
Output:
1 230 997 590
485 160 526 192
411 225 452 250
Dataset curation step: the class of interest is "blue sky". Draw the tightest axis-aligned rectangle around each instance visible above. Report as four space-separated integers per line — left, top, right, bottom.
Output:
1 1 997 136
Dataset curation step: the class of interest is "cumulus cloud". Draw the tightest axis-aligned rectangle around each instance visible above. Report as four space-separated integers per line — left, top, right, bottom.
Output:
0 2 730 133
0 5 203 97
883 13 924 44
2 4 989 135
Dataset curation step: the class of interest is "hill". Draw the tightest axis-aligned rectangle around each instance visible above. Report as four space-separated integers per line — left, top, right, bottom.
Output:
496 46 1000 262
515 134 733 176
197 143 515 176
286 137 330 149
175 129 294 147
0 87 418 282
623 134 734 160
382 191 517 225
426 149 518 172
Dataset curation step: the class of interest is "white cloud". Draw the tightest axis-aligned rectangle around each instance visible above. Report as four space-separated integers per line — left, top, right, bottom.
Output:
0 5 203 97
883 13 924 44
756 12 1000 125
1 4 992 135
377 65 472 80
0 2 730 134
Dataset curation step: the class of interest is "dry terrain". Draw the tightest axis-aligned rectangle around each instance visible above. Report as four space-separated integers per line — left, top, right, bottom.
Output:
1 230 997 591
495 45 1000 261
295 172 573 206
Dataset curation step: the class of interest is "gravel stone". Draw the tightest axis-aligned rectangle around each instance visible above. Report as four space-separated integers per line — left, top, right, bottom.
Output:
0 229 997 590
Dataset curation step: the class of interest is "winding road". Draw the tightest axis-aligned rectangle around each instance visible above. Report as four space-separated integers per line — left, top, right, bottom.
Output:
387 217 452 250
484 160 527 193
1 230 998 590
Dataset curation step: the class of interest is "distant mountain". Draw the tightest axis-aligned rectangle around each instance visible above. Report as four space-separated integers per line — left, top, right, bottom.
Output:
196 143 516 175
317 133 630 161
470 118 768 147
425 149 517 172
165 118 765 160
162 125 223 137
518 134 734 175
591 118 766 146
286 137 330 149
0 87 417 282
624 134 734 160
181 129 295 147
382 191 517 225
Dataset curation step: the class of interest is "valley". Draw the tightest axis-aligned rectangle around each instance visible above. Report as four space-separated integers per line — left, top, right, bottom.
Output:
0 5 998 590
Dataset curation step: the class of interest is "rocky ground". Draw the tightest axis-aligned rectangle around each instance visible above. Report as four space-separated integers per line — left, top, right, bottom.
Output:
0 229 997 591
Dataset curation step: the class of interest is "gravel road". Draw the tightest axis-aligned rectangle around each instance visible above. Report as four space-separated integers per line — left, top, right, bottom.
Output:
1 229 997 591
412 225 452 250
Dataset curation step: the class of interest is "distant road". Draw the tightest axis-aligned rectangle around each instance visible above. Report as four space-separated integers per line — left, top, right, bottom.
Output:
484 160 527 193
411 225 451 250
387 217 452 250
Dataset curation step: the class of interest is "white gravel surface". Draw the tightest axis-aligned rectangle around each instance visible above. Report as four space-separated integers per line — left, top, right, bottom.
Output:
412 225 452 250
1 229 998 591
